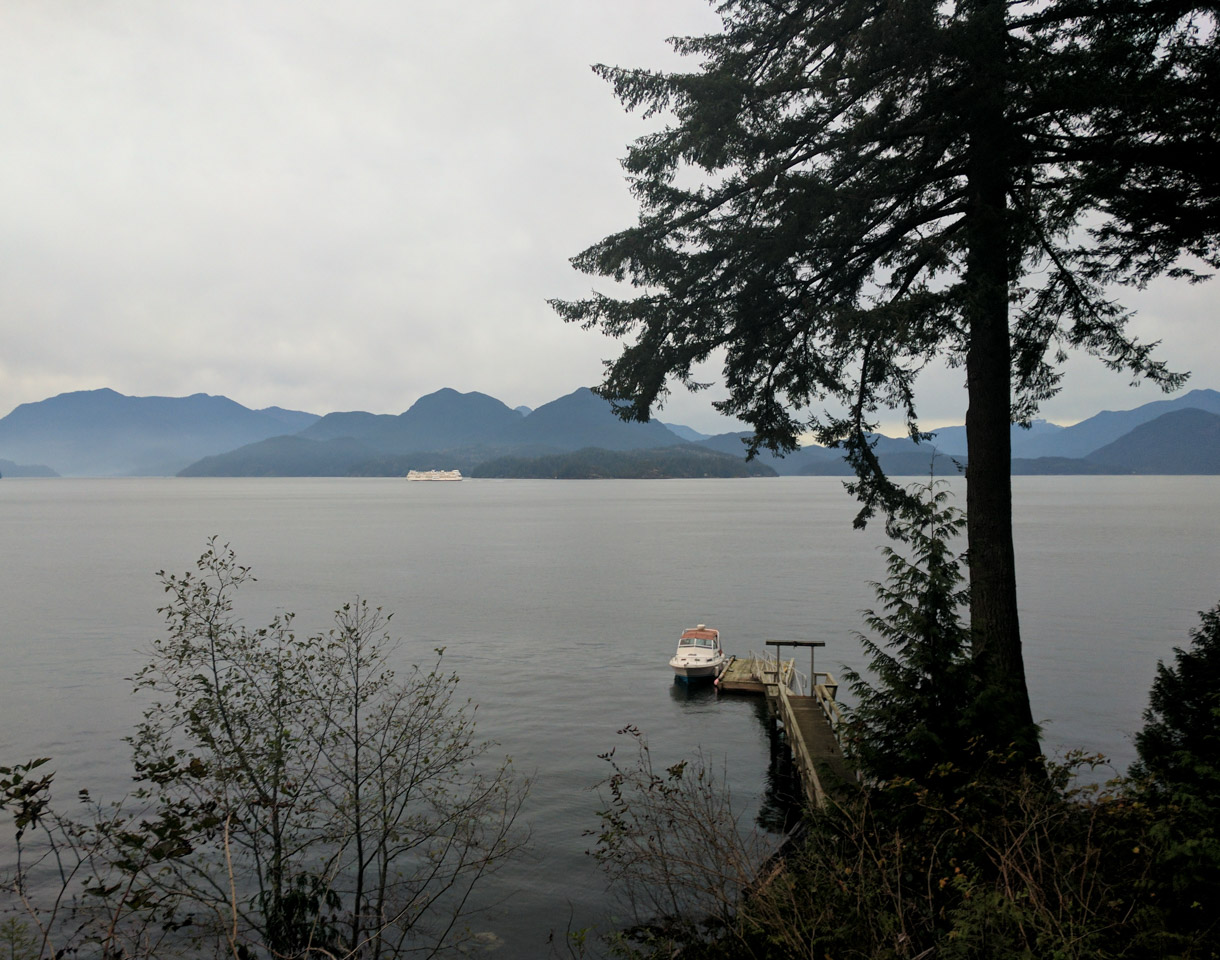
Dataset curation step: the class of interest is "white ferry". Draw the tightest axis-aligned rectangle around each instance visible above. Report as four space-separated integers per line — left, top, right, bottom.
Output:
405 469 462 481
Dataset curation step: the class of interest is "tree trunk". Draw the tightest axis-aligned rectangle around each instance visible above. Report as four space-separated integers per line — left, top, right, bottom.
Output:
963 0 1040 759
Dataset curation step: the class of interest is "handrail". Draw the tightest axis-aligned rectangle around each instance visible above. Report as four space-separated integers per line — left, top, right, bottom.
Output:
774 682 826 808
811 671 842 733
754 652 794 688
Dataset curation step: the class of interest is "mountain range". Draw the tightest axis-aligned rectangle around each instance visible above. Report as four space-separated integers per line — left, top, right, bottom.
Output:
926 387 1220 458
1 386 1217 478
0 388 318 476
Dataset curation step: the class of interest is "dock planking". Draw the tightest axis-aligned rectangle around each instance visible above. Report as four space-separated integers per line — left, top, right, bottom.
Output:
715 645 856 808
715 655 795 694
775 685 856 807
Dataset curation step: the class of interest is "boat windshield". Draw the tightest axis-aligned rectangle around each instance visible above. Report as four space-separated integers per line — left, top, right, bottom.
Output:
678 638 695 646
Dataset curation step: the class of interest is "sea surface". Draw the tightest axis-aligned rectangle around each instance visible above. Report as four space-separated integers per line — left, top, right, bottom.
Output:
2 476 1217 955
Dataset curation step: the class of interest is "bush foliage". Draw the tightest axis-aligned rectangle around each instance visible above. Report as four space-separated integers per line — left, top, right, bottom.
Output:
1 540 526 960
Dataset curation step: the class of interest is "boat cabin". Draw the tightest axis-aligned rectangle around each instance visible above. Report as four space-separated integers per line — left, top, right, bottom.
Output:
677 626 721 653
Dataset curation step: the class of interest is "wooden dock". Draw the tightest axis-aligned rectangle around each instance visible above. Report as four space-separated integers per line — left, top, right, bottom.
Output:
717 643 856 809
771 677 856 808
715 655 795 693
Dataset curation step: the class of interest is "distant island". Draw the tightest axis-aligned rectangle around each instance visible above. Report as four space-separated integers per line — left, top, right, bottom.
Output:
0 457 58 478
470 445 777 479
1 385 1218 479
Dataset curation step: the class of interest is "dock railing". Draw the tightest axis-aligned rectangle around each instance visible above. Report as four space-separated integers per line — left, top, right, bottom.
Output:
812 671 842 734
757 653 794 689
776 681 838 809
770 667 849 810
719 644 854 808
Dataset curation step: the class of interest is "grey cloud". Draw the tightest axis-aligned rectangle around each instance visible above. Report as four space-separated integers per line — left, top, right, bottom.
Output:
0 0 1212 436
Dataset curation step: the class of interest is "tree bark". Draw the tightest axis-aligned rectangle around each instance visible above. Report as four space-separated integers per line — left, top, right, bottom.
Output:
963 0 1040 758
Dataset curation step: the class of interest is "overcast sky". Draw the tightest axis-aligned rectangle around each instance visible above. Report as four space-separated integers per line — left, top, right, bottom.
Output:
1 0 1215 435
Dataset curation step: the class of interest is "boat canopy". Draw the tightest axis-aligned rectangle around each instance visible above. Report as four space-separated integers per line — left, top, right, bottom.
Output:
679 626 720 648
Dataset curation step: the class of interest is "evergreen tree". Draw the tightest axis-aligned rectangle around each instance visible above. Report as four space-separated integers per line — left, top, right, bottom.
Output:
1131 603 1220 949
1134 604 1220 788
1068 1 1220 283
554 0 1211 756
845 484 976 783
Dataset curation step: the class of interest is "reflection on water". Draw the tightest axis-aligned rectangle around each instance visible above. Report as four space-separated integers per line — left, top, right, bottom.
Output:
669 677 719 703
673 679 806 834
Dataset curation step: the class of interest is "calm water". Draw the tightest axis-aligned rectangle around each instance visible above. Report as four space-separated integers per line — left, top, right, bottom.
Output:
2 476 1218 955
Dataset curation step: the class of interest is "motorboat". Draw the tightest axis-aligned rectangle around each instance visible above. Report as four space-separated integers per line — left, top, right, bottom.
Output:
669 624 726 681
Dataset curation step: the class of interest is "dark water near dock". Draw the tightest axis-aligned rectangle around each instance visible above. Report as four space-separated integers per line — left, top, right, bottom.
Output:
2 476 1217 955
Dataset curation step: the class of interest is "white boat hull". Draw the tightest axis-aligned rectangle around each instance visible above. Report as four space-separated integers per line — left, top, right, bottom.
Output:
670 658 725 681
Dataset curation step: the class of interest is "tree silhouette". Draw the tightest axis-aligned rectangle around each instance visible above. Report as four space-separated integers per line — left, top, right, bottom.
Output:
554 0 1214 754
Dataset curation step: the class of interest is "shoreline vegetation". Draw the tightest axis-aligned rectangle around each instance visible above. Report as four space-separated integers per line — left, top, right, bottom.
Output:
2 541 527 960
548 0 1220 946
585 490 1220 959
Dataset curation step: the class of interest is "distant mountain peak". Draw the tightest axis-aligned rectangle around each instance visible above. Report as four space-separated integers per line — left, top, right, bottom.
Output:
1084 408 1220 474
510 387 685 451
0 390 319 476
7 384 1218 477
